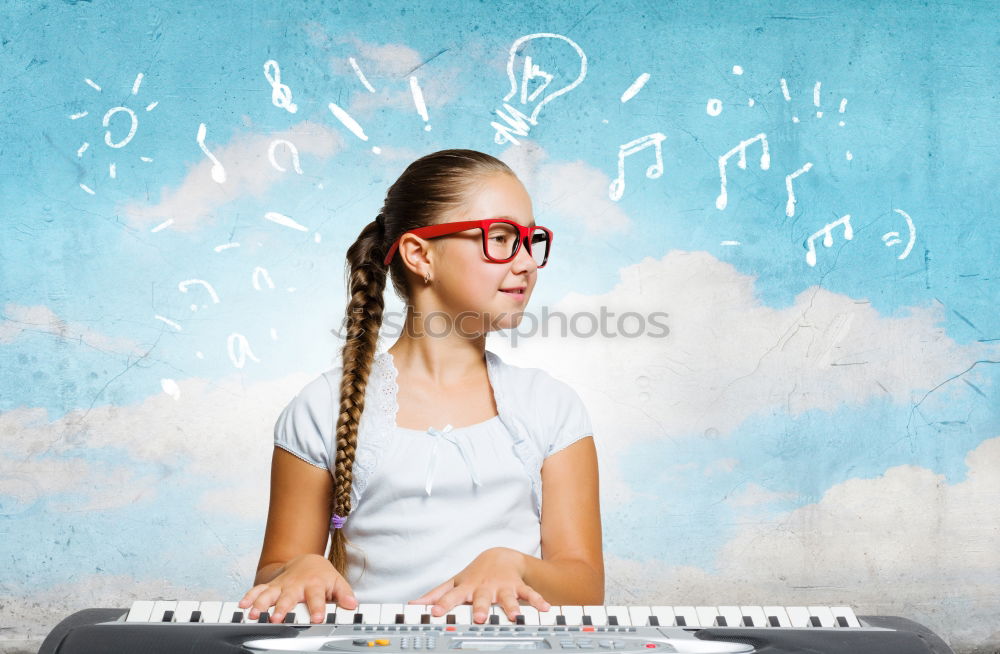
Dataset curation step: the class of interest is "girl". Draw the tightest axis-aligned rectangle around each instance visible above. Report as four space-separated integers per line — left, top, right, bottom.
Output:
239 149 602 626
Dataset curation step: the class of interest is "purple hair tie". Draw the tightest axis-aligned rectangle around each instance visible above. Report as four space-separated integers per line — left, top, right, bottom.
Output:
330 514 346 530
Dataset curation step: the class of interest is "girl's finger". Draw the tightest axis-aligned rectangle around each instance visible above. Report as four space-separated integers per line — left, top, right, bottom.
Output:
271 589 303 624
334 577 358 610
433 584 470 617
519 584 550 612
305 585 327 623
250 586 282 618
238 584 268 609
497 587 521 621
411 580 453 611
471 586 492 624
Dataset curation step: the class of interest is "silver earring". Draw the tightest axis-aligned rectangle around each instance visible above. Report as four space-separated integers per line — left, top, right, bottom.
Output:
423 272 430 284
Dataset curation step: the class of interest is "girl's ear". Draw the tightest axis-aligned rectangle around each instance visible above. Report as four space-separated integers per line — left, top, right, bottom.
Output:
397 233 435 278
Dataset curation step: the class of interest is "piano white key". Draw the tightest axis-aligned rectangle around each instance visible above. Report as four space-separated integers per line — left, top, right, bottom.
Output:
198 601 222 624
672 606 698 627
335 604 361 625
125 600 156 623
428 605 449 625
449 605 473 625
559 605 584 625
830 606 861 628
649 606 676 628
358 603 382 625
519 605 540 625
695 606 720 627
488 606 512 625
290 602 311 624
627 606 651 627
403 604 428 625
738 606 766 628
151 600 177 623
716 606 743 628
762 606 790 627
785 606 812 628
538 605 560 626
380 603 405 624
173 601 201 623
217 601 242 623
583 605 608 626
605 605 631 626
807 606 836 628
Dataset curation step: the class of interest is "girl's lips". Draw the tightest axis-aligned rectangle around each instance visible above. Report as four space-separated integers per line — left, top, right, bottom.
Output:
500 289 526 299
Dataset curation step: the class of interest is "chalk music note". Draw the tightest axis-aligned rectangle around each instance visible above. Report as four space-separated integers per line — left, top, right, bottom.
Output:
263 59 298 114
716 132 770 210
608 132 666 201
805 214 853 267
196 123 226 183
267 139 303 174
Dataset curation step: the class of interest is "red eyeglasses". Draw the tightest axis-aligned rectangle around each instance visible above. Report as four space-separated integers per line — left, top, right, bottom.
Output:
383 219 553 268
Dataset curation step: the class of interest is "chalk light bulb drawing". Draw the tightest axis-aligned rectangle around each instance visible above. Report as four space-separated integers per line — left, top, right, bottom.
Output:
69 73 157 195
491 33 587 146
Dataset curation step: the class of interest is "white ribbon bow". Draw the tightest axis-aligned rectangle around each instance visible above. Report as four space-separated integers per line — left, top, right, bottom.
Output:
424 424 482 496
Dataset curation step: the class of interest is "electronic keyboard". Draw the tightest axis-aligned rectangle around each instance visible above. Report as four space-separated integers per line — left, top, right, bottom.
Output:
39 601 955 654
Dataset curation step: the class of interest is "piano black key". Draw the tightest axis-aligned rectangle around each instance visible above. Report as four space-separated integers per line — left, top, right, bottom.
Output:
809 616 822 627
768 616 781 627
258 611 270 624
742 616 754 627
283 613 295 624
836 616 849 628
715 616 728 627
582 615 593 626
328 613 338 624
189 610 202 623
607 616 618 626
515 615 525 625
489 614 500 625
447 614 457 625
675 616 687 627
556 615 567 626
648 616 660 627
354 613 364 624
421 614 430 624
161 610 174 622
395 614 405 625
231 611 243 623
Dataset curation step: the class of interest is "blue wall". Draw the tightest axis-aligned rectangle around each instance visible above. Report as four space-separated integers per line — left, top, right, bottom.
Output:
1 1 997 652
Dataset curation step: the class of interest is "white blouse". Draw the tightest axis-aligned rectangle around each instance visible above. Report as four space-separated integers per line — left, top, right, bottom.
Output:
272 348 594 601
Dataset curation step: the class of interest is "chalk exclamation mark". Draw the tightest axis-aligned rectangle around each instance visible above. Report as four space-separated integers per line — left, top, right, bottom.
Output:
328 102 382 154
409 76 431 131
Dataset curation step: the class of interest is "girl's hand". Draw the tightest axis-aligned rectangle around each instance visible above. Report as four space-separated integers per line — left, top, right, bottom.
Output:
408 547 550 623
239 553 358 624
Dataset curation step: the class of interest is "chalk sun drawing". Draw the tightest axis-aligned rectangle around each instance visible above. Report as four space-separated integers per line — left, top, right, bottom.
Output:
491 33 587 145
69 73 157 194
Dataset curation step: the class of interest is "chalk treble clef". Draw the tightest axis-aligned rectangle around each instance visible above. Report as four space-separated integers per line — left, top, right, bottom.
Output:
263 59 298 114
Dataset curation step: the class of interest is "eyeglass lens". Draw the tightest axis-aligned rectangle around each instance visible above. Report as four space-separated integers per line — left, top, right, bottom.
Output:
485 223 550 265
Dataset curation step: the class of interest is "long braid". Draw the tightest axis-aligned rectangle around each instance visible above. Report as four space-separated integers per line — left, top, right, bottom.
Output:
328 216 387 574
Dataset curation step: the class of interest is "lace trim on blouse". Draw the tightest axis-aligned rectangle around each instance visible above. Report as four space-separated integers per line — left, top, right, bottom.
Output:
349 349 544 517
350 350 400 508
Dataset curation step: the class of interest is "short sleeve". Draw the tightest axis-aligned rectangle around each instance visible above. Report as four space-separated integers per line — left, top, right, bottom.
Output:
273 372 338 470
544 377 595 458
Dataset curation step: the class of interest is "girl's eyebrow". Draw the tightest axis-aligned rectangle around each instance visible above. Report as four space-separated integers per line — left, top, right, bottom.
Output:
494 214 537 227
